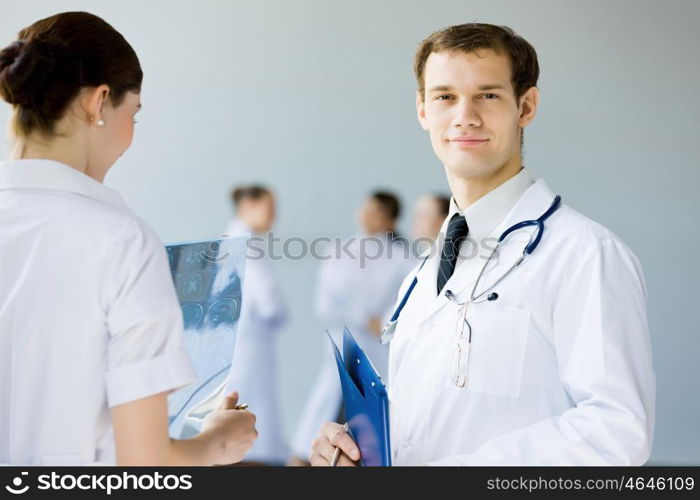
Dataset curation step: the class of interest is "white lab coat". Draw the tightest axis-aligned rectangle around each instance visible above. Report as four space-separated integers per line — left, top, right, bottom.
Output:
224 219 289 463
389 175 655 465
0 159 196 465
291 235 414 459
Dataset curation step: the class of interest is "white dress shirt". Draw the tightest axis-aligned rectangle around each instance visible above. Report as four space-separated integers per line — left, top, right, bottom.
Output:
388 168 655 465
0 159 196 465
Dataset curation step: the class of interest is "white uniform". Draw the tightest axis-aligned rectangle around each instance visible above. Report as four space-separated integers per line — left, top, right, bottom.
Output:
291 234 413 459
389 169 655 465
224 219 288 463
0 159 196 465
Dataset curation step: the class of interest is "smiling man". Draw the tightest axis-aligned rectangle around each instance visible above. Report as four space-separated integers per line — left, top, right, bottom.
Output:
309 23 655 466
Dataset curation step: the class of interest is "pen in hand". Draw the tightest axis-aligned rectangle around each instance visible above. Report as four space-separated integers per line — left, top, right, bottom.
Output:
330 422 350 467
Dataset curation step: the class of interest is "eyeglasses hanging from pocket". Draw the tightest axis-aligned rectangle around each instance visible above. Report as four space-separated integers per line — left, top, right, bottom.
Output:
450 297 472 388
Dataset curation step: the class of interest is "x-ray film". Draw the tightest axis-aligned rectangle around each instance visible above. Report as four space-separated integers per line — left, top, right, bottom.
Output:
165 235 248 438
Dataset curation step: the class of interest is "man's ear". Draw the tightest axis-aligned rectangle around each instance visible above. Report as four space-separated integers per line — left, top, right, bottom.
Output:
416 91 428 131
80 84 111 124
518 86 539 129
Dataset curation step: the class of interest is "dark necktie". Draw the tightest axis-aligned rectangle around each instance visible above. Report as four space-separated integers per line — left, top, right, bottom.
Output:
437 213 469 295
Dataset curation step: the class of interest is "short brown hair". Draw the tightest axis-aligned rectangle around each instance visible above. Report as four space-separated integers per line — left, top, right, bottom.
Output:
0 12 142 138
230 185 271 207
414 23 539 101
371 190 401 221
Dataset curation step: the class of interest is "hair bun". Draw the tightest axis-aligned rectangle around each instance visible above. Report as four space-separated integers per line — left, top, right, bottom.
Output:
0 39 60 106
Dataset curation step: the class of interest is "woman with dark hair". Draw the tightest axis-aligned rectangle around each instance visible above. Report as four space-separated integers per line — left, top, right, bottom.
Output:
0 12 257 465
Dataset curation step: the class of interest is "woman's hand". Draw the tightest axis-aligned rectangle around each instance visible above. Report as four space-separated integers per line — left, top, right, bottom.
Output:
200 391 258 465
113 390 257 466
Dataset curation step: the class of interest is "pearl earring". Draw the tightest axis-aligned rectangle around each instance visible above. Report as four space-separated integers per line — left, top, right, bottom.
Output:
97 119 105 127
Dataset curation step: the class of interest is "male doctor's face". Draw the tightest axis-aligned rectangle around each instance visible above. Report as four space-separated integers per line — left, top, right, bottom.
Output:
416 49 537 180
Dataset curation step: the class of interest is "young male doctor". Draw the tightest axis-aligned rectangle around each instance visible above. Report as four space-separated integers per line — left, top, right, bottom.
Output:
309 23 655 466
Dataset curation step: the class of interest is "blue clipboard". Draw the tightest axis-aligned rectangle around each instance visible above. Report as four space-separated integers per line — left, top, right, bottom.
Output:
326 327 392 466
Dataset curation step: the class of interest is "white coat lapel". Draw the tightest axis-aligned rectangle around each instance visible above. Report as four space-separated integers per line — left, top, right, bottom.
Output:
410 250 441 324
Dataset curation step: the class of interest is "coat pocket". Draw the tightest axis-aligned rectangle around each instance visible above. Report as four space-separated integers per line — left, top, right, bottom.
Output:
445 303 531 398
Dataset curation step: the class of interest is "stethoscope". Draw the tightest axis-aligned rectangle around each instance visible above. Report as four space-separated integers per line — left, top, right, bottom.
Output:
380 195 562 345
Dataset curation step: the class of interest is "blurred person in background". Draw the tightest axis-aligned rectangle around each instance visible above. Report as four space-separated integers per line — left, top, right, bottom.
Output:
287 191 413 466
412 193 450 241
223 185 289 465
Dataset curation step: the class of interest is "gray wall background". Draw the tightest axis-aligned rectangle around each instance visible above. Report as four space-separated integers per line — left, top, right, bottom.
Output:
1 0 698 464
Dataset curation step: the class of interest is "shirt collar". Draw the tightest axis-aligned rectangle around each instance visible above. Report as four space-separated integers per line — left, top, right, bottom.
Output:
0 158 126 208
446 167 535 242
